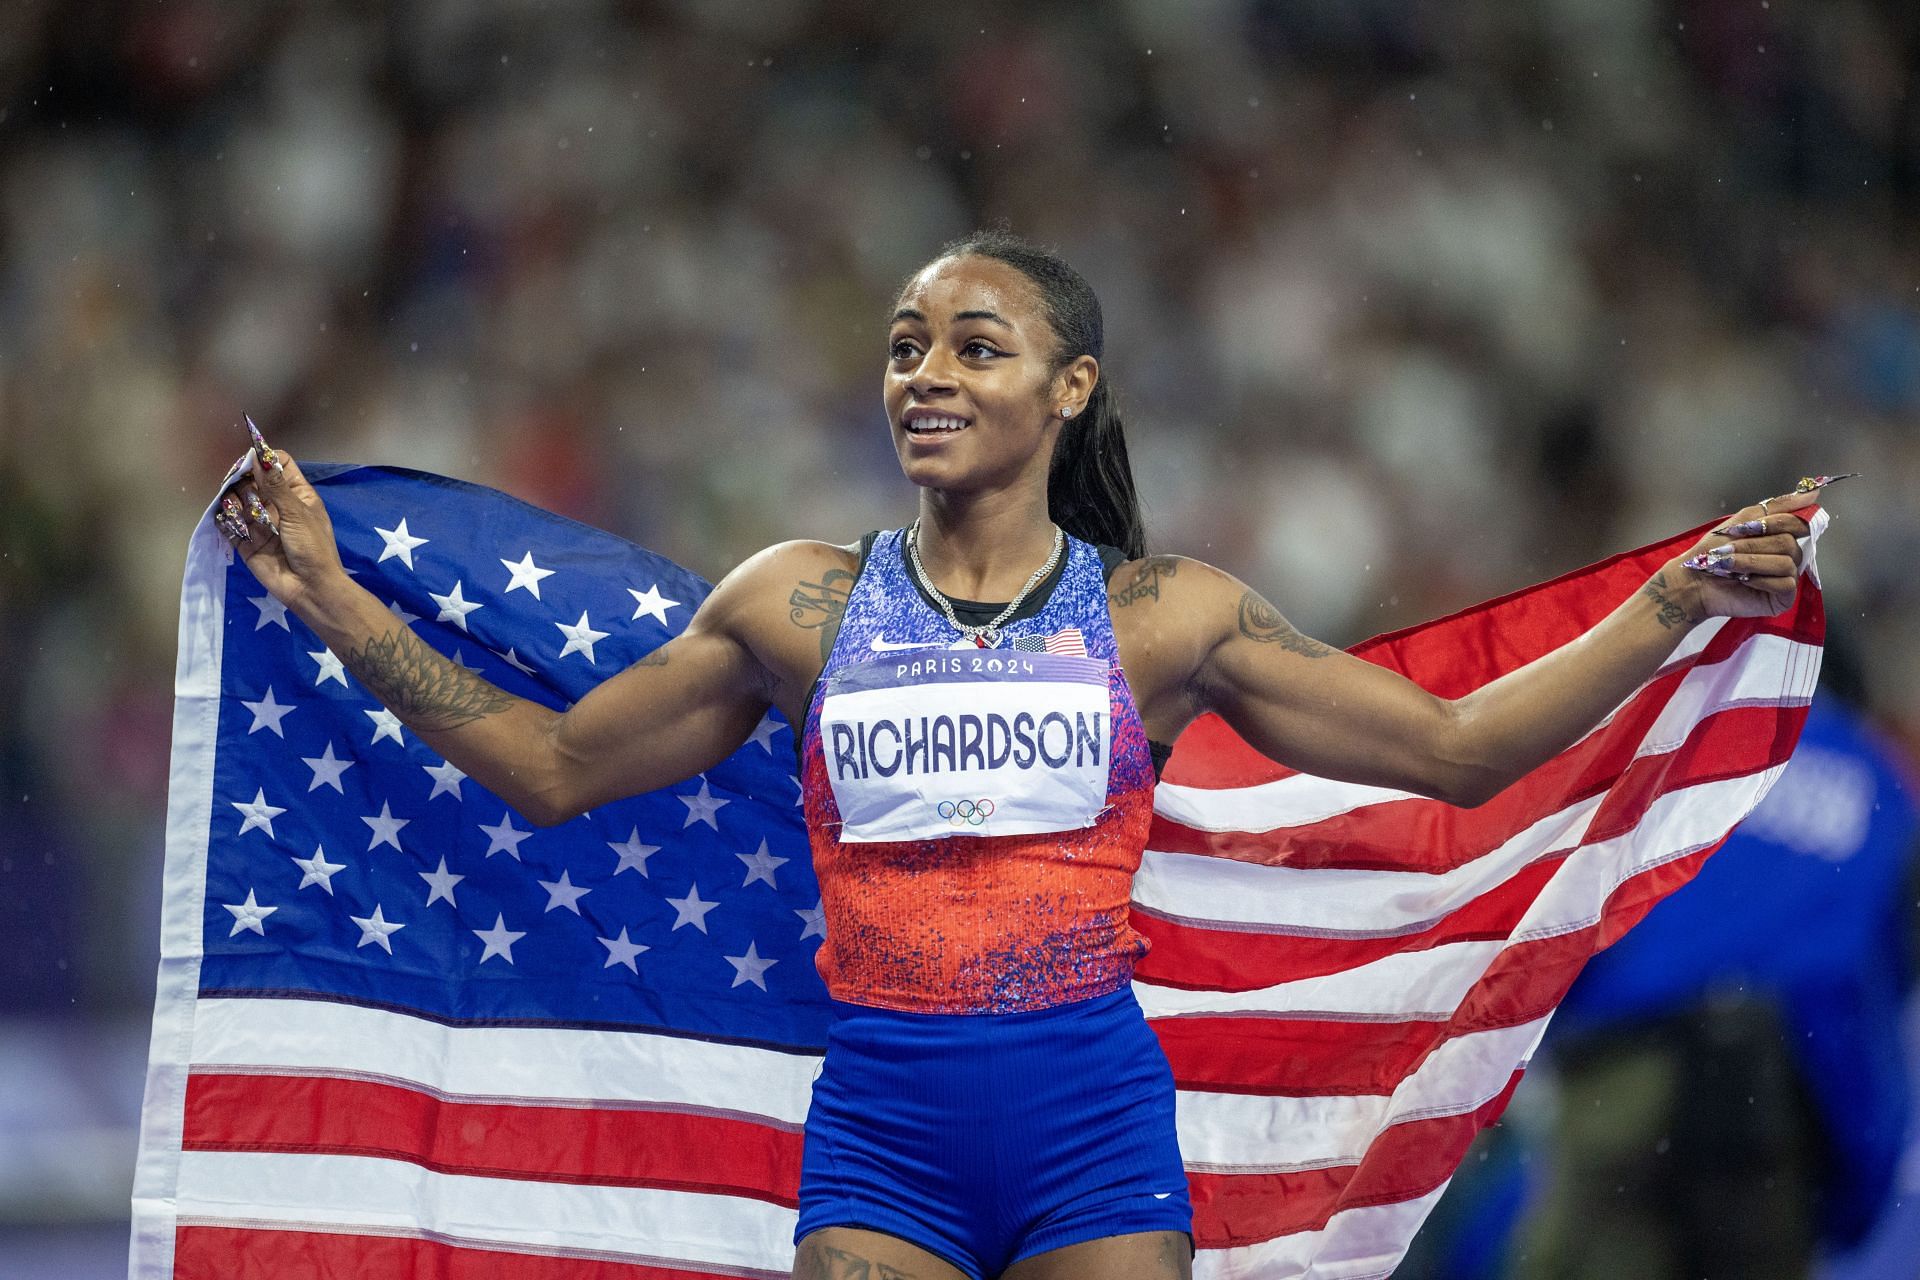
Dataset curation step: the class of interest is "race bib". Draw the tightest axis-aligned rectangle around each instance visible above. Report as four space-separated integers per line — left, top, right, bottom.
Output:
819 650 1113 843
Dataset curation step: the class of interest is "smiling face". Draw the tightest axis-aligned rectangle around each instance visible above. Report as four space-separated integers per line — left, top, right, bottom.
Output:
884 253 1095 497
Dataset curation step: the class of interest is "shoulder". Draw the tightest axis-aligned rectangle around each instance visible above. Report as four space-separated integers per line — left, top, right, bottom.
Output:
697 539 864 628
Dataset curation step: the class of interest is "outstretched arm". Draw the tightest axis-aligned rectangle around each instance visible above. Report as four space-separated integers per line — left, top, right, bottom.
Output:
227 448 842 826
1135 489 1817 808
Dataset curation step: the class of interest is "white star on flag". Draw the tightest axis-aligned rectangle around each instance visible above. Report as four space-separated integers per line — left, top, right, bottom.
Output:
387 598 420 626
679 776 729 830
608 829 660 877
362 800 410 852
555 611 609 663
374 518 429 569
598 927 649 973
302 742 355 793
365 708 404 746
249 593 290 631
423 758 466 800
290 846 346 894
308 648 348 687
538 869 592 914
664 884 718 933
349 903 405 953
627 583 681 624
724 941 777 991
501 551 556 599
479 812 533 859
747 715 784 753
418 857 464 908
241 686 297 738
495 647 536 676
231 788 286 838
450 649 482 672
795 900 827 940
222 889 277 937
429 580 483 631
736 839 789 889
473 914 526 965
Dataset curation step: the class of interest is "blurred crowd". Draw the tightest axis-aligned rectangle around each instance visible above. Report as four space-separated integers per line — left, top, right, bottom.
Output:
1 0 1918 1263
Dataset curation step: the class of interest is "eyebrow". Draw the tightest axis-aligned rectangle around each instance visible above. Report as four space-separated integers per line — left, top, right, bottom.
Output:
890 307 1014 329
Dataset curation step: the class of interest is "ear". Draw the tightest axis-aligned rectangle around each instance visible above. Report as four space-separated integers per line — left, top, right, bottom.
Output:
1053 354 1100 418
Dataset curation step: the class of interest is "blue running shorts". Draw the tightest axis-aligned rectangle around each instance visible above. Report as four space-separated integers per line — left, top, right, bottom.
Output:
794 984 1194 1278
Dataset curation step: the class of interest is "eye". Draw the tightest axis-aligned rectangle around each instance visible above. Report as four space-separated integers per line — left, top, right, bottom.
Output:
962 339 1006 358
889 337 920 360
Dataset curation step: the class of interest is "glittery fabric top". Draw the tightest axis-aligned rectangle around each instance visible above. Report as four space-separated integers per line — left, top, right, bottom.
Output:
800 529 1157 1014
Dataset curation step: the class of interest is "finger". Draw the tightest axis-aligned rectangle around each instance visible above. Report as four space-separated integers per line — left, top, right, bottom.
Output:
238 484 281 537
1682 550 1801 579
1759 487 1825 515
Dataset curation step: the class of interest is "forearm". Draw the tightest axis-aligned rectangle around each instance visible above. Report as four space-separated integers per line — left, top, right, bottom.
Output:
1448 568 1705 804
295 573 572 822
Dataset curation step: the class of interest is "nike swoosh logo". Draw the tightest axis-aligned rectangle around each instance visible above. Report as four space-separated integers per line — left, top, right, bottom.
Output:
868 637 935 652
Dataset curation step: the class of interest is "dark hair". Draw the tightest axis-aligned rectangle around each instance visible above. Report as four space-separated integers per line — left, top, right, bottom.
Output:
919 229 1147 559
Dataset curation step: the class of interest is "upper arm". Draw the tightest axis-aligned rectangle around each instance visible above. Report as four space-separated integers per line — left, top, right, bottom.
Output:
542 540 858 817
1121 557 1481 805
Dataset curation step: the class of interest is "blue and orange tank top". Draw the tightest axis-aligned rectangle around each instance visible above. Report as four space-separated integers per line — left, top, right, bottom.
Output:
799 528 1164 1014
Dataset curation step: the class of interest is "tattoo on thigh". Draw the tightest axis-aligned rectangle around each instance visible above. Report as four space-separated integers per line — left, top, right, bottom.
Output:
1236 590 1335 658
1109 555 1180 609
790 568 855 662
345 626 516 730
794 1241 920 1280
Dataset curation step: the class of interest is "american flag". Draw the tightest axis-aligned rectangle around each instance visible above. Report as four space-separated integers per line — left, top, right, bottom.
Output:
134 463 1826 1279
1011 625 1088 656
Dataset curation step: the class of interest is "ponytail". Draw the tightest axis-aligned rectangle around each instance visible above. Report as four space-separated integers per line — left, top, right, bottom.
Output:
923 229 1149 559
1047 380 1145 559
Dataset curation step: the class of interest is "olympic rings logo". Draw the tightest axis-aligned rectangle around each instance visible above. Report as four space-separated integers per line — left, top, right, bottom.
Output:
937 798 996 827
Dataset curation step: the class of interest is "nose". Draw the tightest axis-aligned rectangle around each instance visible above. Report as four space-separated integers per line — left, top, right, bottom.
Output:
905 345 959 399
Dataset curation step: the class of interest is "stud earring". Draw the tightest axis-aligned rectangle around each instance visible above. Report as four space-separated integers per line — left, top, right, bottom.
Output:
1060 407 1073 419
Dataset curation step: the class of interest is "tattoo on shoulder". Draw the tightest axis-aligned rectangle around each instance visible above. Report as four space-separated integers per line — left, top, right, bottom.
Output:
789 566 855 662
1237 590 1336 658
1109 555 1181 609
1640 569 1699 631
345 626 516 730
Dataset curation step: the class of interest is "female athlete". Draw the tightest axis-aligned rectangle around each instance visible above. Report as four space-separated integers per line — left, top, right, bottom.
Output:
217 230 1820 1280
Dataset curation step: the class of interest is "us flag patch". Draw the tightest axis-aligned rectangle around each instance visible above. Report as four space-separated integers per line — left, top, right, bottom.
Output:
1011 626 1087 656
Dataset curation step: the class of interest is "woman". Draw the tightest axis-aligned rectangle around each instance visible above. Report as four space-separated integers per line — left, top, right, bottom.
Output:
218 230 1819 1280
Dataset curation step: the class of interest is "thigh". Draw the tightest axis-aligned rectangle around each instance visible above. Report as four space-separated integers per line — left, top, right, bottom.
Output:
794 1226 974 1280
1001 1230 1191 1280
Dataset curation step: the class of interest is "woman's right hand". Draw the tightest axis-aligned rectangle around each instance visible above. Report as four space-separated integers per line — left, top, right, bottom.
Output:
214 441 348 615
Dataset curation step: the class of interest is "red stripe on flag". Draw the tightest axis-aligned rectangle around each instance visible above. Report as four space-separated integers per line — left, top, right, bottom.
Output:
182 1072 802 1206
1133 856 1561 992
1186 1070 1525 1248
173 1224 759 1280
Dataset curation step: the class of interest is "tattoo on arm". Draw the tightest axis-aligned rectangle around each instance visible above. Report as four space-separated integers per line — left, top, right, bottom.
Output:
1109 555 1180 608
635 648 669 667
1640 569 1700 632
344 626 517 730
1236 590 1336 658
793 1242 920 1280
790 567 855 663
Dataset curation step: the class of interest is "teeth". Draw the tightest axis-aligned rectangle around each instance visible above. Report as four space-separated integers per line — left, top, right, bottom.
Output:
907 415 968 432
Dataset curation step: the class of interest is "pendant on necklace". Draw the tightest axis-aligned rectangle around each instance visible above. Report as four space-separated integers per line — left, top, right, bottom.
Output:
975 630 997 648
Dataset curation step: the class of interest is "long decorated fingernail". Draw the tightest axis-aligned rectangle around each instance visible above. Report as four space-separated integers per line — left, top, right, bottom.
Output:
220 451 253 485
218 497 251 540
1712 518 1767 539
246 415 282 472
243 490 279 535
1682 545 1736 573
1793 472 1860 492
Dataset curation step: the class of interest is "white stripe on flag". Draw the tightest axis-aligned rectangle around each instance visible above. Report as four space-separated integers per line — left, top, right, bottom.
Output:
1191 1183 1451 1280
190 998 819 1125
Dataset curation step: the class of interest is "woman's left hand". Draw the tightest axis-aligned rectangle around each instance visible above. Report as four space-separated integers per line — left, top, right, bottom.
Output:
1664 484 1824 621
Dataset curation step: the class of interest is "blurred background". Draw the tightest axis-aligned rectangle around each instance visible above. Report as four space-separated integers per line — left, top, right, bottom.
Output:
2 1 1917 1276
